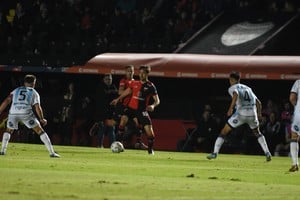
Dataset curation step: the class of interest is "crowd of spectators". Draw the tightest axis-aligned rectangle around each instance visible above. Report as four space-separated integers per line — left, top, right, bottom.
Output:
0 0 217 66
1 0 299 67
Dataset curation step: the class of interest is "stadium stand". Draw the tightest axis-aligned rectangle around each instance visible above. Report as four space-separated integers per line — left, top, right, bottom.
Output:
1 0 300 66
0 0 300 152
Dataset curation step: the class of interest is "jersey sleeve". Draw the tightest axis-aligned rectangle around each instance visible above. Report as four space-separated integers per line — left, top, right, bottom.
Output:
291 80 300 94
228 85 236 97
10 89 16 99
151 83 158 95
32 90 40 106
250 88 258 101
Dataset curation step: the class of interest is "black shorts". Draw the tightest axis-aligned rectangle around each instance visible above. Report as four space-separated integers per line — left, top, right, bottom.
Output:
99 106 115 121
125 107 152 127
112 102 127 125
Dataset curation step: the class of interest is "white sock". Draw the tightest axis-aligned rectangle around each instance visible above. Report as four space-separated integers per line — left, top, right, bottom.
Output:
290 142 299 166
213 137 224 154
40 133 55 155
1 132 11 153
257 135 270 154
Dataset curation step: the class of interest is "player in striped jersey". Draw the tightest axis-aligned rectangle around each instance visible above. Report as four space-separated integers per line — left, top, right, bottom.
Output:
115 65 135 141
0 74 60 157
116 65 147 149
207 71 271 161
111 66 160 154
288 79 300 172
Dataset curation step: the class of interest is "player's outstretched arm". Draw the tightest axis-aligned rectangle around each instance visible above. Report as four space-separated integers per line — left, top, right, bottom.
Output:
111 87 132 105
227 92 238 116
33 103 47 126
256 98 262 119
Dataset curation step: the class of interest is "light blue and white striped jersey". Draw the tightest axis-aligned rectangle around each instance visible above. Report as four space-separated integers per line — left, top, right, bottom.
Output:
9 86 40 115
228 83 258 116
291 79 300 114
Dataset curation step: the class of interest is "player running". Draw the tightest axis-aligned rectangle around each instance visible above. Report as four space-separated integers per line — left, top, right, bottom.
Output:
111 65 160 155
207 71 272 161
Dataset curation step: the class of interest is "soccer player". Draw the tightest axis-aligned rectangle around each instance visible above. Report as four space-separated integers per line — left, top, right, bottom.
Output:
115 65 135 139
0 74 60 157
118 65 135 98
288 79 300 172
207 71 272 161
115 65 147 149
111 65 160 154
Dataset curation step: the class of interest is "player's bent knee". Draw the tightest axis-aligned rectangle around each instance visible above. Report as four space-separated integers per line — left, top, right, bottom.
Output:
253 132 262 138
32 125 44 135
251 128 261 138
291 132 299 140
6 128 14 134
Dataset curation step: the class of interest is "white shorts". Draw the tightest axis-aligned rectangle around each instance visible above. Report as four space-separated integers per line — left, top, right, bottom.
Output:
291 113 300 136
7 113 40 130
228 113 259 129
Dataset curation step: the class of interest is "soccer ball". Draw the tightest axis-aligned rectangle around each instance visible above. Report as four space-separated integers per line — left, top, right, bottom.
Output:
110 141 124 153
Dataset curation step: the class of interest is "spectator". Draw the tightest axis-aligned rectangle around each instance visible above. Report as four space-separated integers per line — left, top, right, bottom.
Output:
94 73 118 148
274 123 291 156
280 100 293 125
265 111 281 154
59 82 76 145
72 96 93 146
180 108 219 152
262 99 279 117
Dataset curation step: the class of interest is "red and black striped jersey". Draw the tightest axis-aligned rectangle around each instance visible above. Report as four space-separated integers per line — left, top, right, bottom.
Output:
119 77 134 106
128 80 157 110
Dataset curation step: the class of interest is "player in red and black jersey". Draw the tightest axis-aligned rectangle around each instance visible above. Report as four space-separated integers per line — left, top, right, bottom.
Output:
111 65 160 155
114 65 134 128
118 65 134 106
115 65 147 149
114 65 137 142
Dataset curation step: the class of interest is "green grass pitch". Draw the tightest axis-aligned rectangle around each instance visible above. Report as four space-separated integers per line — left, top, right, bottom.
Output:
0 143 299 200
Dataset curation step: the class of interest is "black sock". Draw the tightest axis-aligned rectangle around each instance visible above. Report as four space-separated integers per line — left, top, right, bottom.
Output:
147 136 155 152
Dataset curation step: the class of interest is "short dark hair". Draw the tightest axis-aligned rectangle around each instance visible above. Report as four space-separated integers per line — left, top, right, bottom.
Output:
139 65 151 74
125 65 134 69
24 74 36 84
229 71 240 81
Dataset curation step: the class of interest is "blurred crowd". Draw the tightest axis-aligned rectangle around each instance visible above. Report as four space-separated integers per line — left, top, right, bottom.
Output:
0 0 219 66
1 0 299 67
